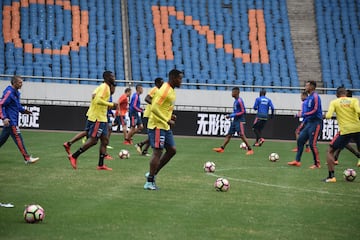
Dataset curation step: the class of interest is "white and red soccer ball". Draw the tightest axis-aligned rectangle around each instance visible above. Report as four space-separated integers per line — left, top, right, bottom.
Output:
24 204 45 223
204 161 216 173
118 149 130 159
214 177 230 192
343 168 357 182
268 152 280 162
239 142 248 150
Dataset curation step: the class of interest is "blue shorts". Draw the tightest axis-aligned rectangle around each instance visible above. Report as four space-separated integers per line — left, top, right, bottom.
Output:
227 119 246 136
84 120 92 132
148 128 175 149
330 132 360 150
129 111 142 127
88 121 108 139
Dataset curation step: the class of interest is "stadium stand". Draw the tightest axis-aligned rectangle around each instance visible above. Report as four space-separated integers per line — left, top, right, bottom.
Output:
4 0 358 94
0 0 125 85
315 0 360 93
128 0 299 91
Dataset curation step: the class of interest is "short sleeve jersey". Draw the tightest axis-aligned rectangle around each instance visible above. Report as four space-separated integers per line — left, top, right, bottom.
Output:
143 86 159 118
87 83 113 122
325 97 360 135
147 83 175 130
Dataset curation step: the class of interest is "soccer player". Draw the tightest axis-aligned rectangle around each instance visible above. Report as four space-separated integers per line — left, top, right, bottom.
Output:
213 87 254 155
0 76 39 164
292 91 310 152
332 131 360 165
124 84 143 145
63 84 116 161
333 89 360 164
144 69 183 190
288 81 323 168
252 89 274 146
323 87 360 182
135 77 164 156
113 88 131 141
66 71 118 170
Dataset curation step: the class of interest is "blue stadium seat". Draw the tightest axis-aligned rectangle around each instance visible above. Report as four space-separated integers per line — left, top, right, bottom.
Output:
0 0 124 84
315 0 360 93
0 0 302 90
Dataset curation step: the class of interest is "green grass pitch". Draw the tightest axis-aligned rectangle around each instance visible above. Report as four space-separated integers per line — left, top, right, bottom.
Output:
0 130 359 240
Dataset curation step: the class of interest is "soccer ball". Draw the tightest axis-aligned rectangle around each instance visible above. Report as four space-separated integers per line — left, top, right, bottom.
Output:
269 152 280 162
204 161 216 173
118 149 130 159
23 204 45 223
240 142 247 150
214 177 230 192
343 168 357 182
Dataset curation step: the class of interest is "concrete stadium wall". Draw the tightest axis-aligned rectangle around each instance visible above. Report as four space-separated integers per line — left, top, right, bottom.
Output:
1 81 358 113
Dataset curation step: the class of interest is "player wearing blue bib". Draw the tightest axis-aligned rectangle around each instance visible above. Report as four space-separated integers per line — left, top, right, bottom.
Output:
252 89 274 146
213 87 253 155
292 91 311 152
124 84 143 145
288 81 323 169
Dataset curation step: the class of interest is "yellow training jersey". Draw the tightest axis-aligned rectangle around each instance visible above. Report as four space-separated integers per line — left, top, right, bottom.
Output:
87 83 114 122
325 97 360 135
143 86 159 118
86 87 100 117
148 83 176 130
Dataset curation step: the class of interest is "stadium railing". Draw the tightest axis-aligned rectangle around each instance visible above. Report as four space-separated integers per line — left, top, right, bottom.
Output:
1 74 359 96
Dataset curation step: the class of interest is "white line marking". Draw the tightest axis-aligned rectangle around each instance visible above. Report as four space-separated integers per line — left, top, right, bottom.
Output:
208 167 360 198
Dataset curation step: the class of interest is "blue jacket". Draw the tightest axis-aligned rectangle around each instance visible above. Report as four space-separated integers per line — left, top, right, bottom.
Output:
302 92 323 122
0 85 26 126
129 93 143 113
229 97 246 122
253 96 275 119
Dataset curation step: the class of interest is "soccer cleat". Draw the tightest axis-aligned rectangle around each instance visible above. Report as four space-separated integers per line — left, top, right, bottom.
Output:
357 159 360 167
258 138 265 146
63 142 71 155
212 147 224 153
309 164 321 169
104 154 114 160
305 147 311 153
323 177 336 183
0 203 14 208
246 149 254 155
25 156 39 164
135 143 142 154
291 148 298 152
142 152 151 157
106 145 113 149
253 142 260 147
287 160 301 167
97 165 113 171
123 140 132 145
143 181 158 190
68 155 77 169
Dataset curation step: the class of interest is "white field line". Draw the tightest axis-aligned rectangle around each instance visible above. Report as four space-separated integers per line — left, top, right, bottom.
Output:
209 167 360 198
